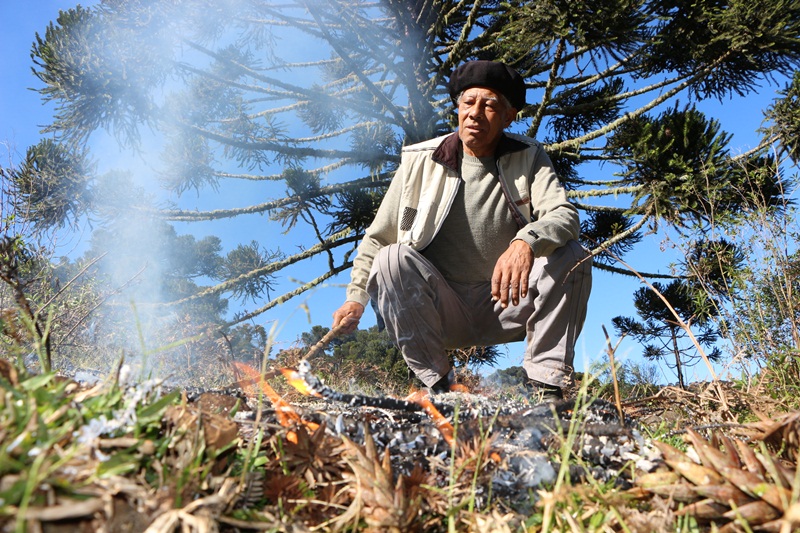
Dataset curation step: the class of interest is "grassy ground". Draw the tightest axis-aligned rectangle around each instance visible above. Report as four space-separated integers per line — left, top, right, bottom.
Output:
1 353 799 533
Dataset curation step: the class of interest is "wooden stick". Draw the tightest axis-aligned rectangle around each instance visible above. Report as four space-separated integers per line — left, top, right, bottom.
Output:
303 323 345 361
286 360 455 416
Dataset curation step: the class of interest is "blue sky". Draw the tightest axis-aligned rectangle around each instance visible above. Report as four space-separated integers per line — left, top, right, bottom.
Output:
1 2 790 385
1 2 79 156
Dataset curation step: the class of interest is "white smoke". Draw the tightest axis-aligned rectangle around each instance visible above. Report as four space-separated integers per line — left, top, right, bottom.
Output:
53 1 410 384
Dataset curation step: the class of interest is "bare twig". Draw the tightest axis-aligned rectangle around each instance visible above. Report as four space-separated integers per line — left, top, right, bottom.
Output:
529 38 566 137
57 264 148 347
0 236 51 370
602 325 625 422
608 254 732 418
37 252 106 311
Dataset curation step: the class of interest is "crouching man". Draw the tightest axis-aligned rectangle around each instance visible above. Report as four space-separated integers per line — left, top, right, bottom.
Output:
332 60 592 399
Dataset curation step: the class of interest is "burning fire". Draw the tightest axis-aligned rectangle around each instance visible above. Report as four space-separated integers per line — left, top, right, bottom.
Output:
230 361 267 397
281 362 458 448
280 367 320 397
231 361 319 442
404 390 455 447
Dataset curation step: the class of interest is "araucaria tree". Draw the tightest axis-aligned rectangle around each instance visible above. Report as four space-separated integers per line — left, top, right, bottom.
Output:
17 0 800 377
612 280 723 389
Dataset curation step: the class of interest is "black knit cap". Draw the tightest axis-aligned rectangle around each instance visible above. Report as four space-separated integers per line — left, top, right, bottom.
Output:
448 60 527 110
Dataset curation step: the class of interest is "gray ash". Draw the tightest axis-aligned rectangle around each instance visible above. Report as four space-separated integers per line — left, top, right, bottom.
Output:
233 387 661 507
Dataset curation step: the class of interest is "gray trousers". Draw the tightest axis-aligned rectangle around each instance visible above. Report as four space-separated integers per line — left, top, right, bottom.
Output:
366 240 592 387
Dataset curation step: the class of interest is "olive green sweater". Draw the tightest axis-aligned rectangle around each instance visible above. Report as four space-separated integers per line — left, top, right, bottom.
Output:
345 133 579 306
420 154 517 282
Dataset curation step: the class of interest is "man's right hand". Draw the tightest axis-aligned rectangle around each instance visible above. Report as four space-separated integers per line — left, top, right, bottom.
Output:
332 301 365 335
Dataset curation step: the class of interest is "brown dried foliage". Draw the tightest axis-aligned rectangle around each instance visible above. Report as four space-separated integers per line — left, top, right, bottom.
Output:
337 428 426 532
638 428 800 532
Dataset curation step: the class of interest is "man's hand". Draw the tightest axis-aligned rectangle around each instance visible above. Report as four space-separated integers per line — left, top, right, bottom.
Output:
332 301 365 334
491 240 534 308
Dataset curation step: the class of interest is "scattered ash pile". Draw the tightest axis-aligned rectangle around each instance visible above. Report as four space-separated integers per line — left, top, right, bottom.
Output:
194 360 662 510
21 358 800 531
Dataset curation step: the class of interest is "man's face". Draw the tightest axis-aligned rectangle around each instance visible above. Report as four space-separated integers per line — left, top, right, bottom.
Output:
457 87 517 158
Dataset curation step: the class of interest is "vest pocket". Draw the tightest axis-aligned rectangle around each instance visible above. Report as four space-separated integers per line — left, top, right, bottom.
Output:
400 206 417 231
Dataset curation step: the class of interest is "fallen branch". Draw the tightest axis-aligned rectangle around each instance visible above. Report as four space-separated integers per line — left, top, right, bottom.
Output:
24 498 105 522
282 360 441 414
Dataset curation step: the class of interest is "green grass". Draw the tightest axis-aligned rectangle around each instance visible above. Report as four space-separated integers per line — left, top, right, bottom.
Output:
1 346 797 532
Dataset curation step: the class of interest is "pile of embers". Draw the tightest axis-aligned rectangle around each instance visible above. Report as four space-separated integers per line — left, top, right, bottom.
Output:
195 360 661 510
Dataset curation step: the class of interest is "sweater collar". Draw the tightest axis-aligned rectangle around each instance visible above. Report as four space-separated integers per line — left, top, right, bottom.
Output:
431 132 529 171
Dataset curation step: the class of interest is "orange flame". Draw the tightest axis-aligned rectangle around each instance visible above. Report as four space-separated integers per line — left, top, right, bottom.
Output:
230 361 319 440
280 368 321 397
231 360 264 397
405 390 455 447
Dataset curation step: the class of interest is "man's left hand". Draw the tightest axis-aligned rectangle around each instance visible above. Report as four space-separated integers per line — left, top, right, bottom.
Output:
491 240 534 308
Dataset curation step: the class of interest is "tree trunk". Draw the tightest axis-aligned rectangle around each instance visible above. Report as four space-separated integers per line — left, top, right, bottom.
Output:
670 326 685 390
